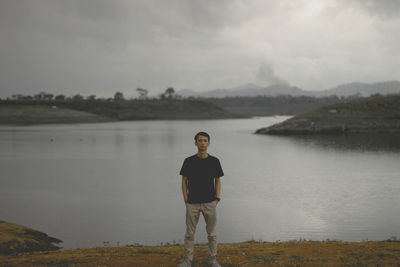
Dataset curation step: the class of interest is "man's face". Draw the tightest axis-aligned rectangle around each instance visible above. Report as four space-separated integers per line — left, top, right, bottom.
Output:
195 135 210 151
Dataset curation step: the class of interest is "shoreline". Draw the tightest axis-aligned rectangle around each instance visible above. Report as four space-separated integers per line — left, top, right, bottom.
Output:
1 221 400 265
59 236 399 251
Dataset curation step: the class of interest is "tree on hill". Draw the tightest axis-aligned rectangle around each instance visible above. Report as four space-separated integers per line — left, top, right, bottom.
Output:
136 88 148 99
34 92 53 100
45 93 54 100
159 87 175 100
114 91 124 101
72 94 84 101
11 94 33 100
87 95 96 101
165 87 175 99
55 94 66 100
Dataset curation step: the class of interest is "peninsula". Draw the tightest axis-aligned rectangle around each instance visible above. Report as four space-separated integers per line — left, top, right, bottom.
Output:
255 94 400 135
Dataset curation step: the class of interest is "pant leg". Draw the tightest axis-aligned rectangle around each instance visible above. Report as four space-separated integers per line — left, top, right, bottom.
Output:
203 201 217 257
183 203 200 262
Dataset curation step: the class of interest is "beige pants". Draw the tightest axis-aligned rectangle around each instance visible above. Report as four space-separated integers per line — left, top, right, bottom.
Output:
183 201 217 261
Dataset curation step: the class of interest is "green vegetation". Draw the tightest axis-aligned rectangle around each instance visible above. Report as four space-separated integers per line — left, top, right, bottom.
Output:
255 94 400 134
0 221 62 255
0 98 244 125
0 105 113 125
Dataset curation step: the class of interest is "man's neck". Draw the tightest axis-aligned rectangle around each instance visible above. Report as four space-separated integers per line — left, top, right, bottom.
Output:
197 151 208 159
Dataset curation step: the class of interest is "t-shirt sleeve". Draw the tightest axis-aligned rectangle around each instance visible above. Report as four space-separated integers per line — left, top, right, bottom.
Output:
215 159 224 178
179 159 189 176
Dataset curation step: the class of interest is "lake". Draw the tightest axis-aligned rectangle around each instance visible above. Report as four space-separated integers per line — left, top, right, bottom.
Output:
1 116 400 249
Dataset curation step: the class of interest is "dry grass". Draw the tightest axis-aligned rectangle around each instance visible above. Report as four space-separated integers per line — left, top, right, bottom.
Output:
1 240 400 266
0 221 62 255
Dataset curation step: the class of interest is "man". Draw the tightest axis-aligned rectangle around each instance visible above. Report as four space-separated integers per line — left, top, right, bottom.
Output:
178 132 224 267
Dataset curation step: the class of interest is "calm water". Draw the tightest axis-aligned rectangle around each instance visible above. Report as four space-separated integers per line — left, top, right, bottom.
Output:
1 116 400 249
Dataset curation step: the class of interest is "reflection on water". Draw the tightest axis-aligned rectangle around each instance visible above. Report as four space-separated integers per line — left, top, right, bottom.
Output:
285 134 400 153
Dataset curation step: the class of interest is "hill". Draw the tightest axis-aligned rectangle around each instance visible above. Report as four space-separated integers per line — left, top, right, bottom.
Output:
0 105 113 125
0 99 244 125
0 221 62 255
52 98 241 120
255 94 400 135
315 81 400 98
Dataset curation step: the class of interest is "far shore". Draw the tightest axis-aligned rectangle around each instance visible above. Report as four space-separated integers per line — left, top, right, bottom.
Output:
255 94 400 135
0 101 247 126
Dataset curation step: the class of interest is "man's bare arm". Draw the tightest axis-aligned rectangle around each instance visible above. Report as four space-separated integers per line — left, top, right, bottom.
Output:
182 176 188 203
215 177 221 203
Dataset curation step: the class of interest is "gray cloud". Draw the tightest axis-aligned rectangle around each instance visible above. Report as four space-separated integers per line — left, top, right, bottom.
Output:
345 0 400 19
0 0 399 98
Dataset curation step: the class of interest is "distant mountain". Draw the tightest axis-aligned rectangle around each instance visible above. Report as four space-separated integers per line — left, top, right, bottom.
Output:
315 81 400 97
176 80 400 98
176 83 309 98
175 88 200 98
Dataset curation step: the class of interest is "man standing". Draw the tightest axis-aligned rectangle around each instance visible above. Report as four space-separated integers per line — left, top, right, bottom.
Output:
178 132 224 267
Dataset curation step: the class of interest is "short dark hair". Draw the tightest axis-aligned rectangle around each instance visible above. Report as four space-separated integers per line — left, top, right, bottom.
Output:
194 132 210 142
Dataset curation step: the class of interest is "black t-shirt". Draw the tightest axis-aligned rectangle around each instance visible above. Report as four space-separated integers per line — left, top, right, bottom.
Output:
179 153 224 203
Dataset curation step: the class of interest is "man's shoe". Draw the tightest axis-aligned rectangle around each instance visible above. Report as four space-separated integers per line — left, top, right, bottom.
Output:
208 256 221 267
177 258 192 267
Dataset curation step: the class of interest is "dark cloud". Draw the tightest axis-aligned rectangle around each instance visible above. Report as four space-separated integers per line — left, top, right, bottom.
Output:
0 0 233 45
0 0 243 97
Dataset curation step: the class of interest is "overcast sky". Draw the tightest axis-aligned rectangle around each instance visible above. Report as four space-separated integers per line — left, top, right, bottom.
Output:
0 0 399 98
